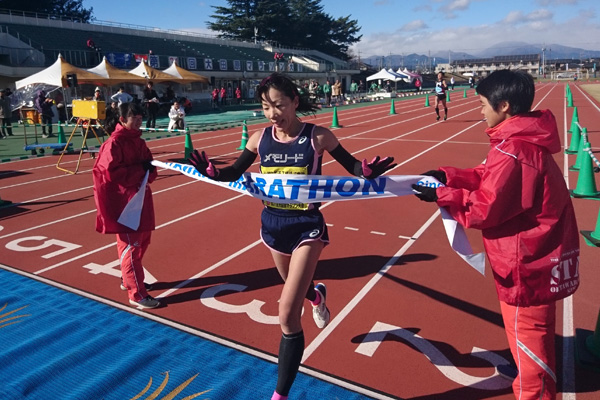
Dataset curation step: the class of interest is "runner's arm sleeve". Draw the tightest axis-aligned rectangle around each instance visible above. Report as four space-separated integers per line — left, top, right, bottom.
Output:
215 148 258 181
329 144 363 176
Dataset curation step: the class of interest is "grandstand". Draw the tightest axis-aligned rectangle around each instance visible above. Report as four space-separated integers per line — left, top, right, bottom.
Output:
0 9 358 104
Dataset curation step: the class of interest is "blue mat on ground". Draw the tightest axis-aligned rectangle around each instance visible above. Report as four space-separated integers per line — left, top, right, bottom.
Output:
0 268 374 400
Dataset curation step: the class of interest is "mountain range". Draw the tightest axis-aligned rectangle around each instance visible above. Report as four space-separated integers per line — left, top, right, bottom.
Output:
362 41 600 70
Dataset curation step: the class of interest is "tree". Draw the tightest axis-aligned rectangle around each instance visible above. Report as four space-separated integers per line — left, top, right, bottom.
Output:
0 0 94 22
207 0 361 60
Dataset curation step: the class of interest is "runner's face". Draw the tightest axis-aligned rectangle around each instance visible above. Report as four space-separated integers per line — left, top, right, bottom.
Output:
261 88 299 133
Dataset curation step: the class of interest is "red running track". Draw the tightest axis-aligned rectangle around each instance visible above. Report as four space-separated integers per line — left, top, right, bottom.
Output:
1 82 599 399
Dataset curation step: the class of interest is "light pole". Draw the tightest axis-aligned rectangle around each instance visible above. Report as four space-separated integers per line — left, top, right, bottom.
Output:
541 47 546 77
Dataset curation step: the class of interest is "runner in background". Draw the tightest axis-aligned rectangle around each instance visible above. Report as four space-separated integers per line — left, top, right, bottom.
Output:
188 72 395 400
433 72 448 121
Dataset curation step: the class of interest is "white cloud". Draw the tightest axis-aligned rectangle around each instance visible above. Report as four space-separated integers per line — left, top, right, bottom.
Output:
446 0 472 11
353 14 600 57
400 20 429 31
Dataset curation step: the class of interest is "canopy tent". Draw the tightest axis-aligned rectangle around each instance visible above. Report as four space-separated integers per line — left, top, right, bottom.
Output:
15 54 105 89
388 68 410 81
397 68 422 83
163 61 209 84
87 56 148 85
366 68 407 82
129 60 177 82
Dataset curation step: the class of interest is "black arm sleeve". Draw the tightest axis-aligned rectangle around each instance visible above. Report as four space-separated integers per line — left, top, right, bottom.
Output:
328 143 363 177
214 148 258 181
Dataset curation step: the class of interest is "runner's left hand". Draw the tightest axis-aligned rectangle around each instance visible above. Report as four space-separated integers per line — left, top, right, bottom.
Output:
362 156 396 179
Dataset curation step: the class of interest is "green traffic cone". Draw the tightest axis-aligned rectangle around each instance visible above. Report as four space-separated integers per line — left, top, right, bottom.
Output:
570 128 587 170
568 91 574 107
424 95 430 107
581 206 600 246
389 99 396 115
571 141 600 199
566 83 571 98
566 122 582 154
330 107 341 128
586 310 600 355
463 89 467 98
57 123 66 144
446 91 451 102
237 120 249 150
184 128 193 160
569 107 579 133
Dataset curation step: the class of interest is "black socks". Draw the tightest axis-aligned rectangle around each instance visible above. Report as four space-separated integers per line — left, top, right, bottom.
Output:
275 331 305 396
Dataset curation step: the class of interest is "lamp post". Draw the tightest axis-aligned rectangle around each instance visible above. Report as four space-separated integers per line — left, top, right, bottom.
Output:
541 47 546 78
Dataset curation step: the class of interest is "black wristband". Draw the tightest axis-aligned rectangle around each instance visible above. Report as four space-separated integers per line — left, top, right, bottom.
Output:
215 148 257 181
329 144 362 176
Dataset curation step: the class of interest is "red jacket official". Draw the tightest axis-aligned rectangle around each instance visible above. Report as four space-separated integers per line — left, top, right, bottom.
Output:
93 123 157 234
436 110 580 306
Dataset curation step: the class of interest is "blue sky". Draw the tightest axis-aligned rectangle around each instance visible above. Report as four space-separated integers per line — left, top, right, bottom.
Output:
89 0 600 57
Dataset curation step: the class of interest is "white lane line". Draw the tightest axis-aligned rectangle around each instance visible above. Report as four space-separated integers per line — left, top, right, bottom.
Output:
33 192 244 275
302 209 441 362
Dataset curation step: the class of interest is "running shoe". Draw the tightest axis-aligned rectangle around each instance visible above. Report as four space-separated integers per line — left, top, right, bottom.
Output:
436 116 440 121
129 295 160 309
312 283 330 328
444 115 447 121
120 278 153 291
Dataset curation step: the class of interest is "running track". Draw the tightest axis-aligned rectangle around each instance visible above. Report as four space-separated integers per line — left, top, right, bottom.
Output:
1 82 599 399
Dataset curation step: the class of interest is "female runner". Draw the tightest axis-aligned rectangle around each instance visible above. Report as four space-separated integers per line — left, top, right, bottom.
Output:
189 73 395 400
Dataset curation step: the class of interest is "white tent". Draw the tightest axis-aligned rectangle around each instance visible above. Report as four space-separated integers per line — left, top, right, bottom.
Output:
388 68 410 81
15 54 105 89
162 60 209 84
397 68 422 83
366 68 405 82
87 56 148 85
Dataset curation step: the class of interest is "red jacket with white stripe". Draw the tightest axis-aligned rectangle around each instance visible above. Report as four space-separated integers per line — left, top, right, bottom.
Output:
92 124 157 234
436 110 580 306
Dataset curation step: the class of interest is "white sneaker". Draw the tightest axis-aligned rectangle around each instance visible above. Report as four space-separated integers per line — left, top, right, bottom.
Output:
312 283 330 328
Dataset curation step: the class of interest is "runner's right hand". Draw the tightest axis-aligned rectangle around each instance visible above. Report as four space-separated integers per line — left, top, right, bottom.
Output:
189 149 219 179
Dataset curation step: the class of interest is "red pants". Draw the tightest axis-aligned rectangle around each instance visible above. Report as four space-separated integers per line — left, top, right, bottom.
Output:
116 231 151 302
500 301 556 400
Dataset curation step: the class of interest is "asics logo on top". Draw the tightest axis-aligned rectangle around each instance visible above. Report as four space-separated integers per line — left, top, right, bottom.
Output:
298 136 307 144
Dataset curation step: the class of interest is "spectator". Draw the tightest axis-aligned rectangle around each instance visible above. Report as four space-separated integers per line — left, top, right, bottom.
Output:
414 78 422 93
93 87 105 102
219 86 227 106
332 79 342 103
143 81 159 129
349 80 358 99
168 101 186 132
34 90 55 138
111 86 133 106
322 80 332 106
0 89 13 138
211 88 219 109
235 86 242 104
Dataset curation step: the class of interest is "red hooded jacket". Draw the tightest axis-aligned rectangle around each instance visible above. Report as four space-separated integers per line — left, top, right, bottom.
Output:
93 123 157 234
436 110 579 306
